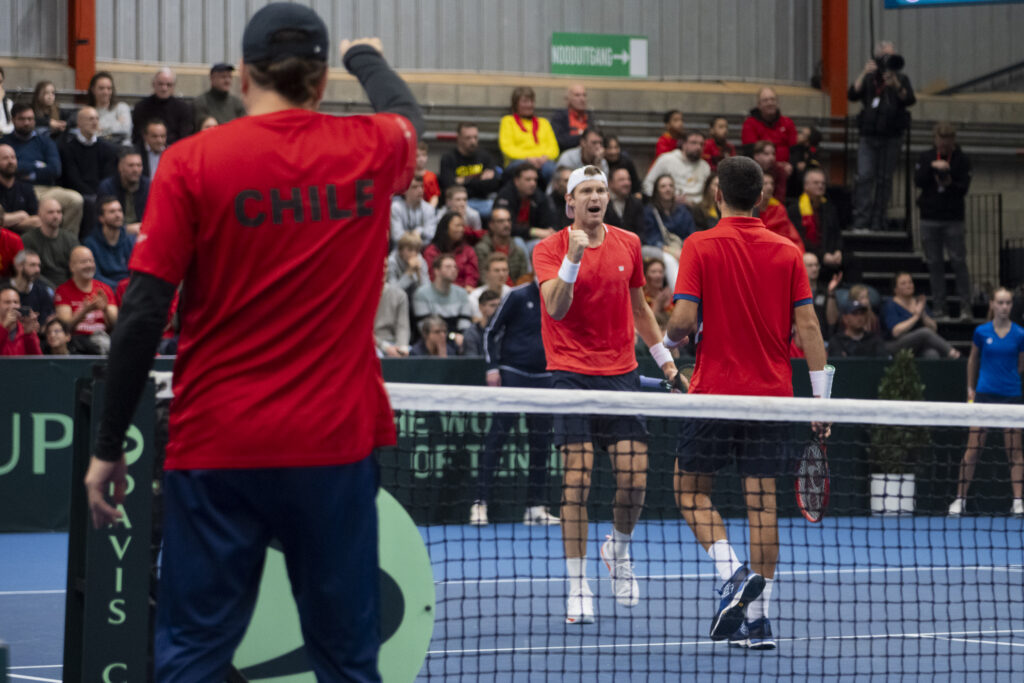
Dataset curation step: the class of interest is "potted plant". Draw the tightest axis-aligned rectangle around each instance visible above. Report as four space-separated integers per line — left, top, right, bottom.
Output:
868 349 930 515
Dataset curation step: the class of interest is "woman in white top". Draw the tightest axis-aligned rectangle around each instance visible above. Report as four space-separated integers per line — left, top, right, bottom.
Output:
87 71 132 145
0 67 14 135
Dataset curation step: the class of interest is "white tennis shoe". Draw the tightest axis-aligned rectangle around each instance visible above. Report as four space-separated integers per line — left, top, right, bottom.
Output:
601 535 639 607
469 502 488 526
523 506 559 526
566 583 594 624
948 498 965 517
1012 499 1023 516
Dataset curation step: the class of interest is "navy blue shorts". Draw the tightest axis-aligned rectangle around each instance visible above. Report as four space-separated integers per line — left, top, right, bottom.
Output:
975 393 1023 405
676 419 796 478
552 370 648 450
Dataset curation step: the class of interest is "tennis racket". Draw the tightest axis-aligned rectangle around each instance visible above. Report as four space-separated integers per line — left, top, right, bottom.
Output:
640 365 694 393
795 434 830 523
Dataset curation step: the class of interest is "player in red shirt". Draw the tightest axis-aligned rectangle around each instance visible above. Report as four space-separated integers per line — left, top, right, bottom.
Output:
534 165 681 625
664 156 828 649
83 5 422 681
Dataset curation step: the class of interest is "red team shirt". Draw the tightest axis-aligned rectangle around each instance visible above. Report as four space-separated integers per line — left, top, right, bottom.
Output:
533 224 645 375
673 216 811 397
54 279 115 335
129 109 416 470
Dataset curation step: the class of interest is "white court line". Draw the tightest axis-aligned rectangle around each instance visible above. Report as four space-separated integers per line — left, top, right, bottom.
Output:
0 590 65 596
8 666 62 670
936 636 1024 649
436 564 1024 586
426 629 1021 656
7 674 61 683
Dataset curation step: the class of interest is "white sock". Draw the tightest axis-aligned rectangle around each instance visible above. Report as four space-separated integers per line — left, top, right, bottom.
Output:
707 540 742 582
612 528 632 559
747 578 774 620
567 557 587 594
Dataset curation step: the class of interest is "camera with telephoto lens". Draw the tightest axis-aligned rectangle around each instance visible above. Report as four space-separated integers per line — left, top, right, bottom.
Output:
17 306 31 317
875 53 905 74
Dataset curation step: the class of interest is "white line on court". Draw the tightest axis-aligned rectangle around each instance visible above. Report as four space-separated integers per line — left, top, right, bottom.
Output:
426 629 1022 656
7 674 61 682
435 564 1024 586
935 636 1024 649
7 666 62 670
0 590 65 596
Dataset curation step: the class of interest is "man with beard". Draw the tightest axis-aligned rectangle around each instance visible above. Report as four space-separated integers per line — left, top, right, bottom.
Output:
642 130 711 205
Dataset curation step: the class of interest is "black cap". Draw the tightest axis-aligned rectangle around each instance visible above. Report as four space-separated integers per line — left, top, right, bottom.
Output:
210 63 235 73
242 2 329 64
841 299 867 315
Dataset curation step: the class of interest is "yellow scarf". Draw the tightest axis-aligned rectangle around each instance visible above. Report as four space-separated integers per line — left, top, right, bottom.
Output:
798 192 825 217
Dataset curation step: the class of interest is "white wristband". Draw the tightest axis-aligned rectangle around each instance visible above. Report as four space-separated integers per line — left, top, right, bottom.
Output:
809 365 836 399
650 342 673 367
558 256 580 283
662 333 681 349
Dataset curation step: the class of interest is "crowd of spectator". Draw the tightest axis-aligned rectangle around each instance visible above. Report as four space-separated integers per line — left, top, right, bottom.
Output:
0 43 978 362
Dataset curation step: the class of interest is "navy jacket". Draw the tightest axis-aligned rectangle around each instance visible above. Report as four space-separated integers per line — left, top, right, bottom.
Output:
484 281 549 375
2 131 61 185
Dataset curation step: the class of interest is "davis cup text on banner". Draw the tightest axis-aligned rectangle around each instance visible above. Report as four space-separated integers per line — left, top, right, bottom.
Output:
550 32 648 78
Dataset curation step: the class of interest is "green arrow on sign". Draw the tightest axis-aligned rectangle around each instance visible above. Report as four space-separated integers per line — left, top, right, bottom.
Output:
551 32 647 78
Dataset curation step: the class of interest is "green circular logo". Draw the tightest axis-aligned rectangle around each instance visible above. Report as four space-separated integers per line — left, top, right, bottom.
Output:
232 489 435 681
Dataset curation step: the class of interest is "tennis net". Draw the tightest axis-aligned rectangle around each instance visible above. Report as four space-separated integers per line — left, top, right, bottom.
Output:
381 379 1024 682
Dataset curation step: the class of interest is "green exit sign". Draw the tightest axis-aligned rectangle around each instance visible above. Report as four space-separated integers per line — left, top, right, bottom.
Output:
550 32 648 78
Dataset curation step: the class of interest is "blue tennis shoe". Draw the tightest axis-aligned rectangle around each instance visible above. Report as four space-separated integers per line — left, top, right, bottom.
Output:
729 618 776 650
710 564 765 640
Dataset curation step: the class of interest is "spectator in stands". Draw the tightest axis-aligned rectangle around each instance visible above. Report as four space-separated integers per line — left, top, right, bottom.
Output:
97 149 149 235
192 63 245 129
423 213 479 289
605 166 644 237
741 87 796 175
87 71 132 146
788 168 842 278
462 289 501 357
131 68 192 146
199 116 218 131
374 259 410 357
0 67 12 135
688 173 719 231
494 164 557 244
54 245 117 354
43 318 71 355
498 86 559 185
83 197 135 288
4 249 54 322
387 232 429 298
438 122 502 219
787 125 823 198
752 140 787 202
436 185 482 241
20 198 77 284
828 299 888 358
756 172 802 251
60 106 118 237
0 220 23 278
416 141 440 207
409 315 459 357
31 81 68 138
643 174 696 287
474 206 528 284
412 254 474 335
603 133 641 196
882 271 959 359
656 109 685 158
556 127 609 175
390 174 435 245
916 122 972 321
643 257 673 314
2 104 84 236
0 285 42 356
0 143 40 232
804 251 839 338
847 283 881 334
642 130 711 205
702 116 735 171
849 41 915 231
550 84 591 152
546 166 572 228
469 253 510 321
136 119 167 179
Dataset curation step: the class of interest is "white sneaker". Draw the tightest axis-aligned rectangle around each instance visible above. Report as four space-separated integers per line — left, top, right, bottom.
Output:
1012 499 1024 516
566 582 595 624
948 498 965 517
600 535 639 607
469 502 488 526
523 506 560 526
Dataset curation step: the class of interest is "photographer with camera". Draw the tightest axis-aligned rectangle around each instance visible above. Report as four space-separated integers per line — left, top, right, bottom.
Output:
848 41 916 232
0 284 42 355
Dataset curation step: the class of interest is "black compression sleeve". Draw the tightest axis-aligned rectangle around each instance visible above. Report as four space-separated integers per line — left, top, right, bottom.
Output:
342 45 425 138
93 272 177 462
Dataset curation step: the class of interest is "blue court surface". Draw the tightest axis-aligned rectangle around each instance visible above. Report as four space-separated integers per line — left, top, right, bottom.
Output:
3 517 1023 682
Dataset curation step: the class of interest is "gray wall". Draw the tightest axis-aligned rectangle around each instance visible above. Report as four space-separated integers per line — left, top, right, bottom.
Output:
86 0 819 83
0 0 67 60
848 0 1024 93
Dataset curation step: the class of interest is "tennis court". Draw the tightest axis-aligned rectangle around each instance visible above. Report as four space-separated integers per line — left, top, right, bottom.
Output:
4 514 1022 682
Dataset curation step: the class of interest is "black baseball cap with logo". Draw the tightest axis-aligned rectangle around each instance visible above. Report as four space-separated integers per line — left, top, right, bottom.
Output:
242 2 329 64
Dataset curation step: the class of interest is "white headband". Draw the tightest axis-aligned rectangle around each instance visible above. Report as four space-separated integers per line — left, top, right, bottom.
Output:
565 166 608 218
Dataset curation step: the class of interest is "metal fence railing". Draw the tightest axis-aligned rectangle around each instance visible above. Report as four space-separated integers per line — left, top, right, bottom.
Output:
965 194 1004 297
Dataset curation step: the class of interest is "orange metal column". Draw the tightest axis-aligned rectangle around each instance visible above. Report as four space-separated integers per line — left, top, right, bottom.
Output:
68 0 96 92
821 0 849 185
